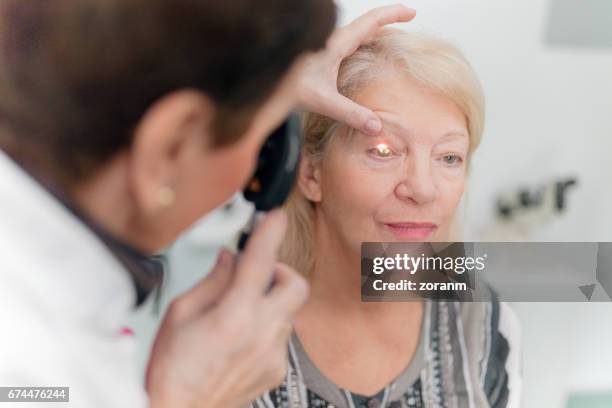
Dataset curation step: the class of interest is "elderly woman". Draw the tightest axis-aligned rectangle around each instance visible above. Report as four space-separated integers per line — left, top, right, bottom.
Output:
249 29 521 408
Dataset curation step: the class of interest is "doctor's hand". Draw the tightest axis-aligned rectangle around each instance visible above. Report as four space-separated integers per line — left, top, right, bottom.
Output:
145 209 308 408
295 4 416 136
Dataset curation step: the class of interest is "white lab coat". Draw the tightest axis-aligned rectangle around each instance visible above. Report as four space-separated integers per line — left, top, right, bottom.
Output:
0 151 148 407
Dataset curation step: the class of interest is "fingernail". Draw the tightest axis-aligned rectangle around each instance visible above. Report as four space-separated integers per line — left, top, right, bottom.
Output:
214 251 223 268
269 208 286 222
364 118 382 134
217 248 230 267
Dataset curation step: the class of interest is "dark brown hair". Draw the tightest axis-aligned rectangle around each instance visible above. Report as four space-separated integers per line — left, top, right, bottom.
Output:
0 0 336 186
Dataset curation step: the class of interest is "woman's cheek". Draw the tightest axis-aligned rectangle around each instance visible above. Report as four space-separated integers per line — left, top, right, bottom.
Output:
429 171 464 235
349 157 398 197
321 153 390 217
434 160 465 193
327 164 374 205
440 177 465 219
438 161 466 180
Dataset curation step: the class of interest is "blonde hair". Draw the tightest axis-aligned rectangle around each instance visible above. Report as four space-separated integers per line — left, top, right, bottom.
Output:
280 29 485 277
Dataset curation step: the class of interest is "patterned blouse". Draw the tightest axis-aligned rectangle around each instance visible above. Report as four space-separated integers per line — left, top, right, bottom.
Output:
247 299 521 408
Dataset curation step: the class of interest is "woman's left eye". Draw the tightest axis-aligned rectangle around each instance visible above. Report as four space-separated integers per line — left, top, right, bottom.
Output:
441 154 463 166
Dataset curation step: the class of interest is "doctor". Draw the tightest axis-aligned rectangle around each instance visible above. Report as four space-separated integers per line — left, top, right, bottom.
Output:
0 1 415 407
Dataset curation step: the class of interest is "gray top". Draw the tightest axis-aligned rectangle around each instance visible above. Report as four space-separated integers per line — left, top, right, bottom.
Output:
289 313 425 407
247 300 521 408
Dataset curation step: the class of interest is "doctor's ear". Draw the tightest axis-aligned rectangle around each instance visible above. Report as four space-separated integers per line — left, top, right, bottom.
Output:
297 152 322 203
129 89 215 215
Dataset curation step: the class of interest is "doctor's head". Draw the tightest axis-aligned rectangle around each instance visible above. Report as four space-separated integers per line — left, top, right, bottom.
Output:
282 29 485 275
0 0 335 251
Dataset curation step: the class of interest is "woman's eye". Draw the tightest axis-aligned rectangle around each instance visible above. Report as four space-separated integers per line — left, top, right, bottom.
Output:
442 154 463 166
368 143 395 159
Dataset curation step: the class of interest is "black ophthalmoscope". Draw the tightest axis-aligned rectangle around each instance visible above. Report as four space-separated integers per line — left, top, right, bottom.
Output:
238 113 302 251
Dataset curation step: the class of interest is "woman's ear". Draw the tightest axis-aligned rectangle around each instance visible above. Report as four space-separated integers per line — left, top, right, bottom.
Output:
297 152 322 202
128 89 214 216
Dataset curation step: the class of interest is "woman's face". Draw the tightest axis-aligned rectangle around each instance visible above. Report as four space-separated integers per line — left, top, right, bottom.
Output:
309 72 469 253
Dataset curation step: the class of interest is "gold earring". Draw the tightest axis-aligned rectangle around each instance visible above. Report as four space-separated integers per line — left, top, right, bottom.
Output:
156 186 176 208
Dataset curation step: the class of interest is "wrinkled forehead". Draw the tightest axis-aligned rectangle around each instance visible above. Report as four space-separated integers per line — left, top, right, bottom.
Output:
373 110 469 144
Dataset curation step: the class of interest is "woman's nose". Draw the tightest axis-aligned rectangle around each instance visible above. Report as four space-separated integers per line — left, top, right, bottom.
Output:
394 156 438 204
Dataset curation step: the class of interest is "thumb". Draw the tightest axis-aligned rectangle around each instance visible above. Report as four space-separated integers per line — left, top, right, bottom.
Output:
320 92 382 136
175 248 237 316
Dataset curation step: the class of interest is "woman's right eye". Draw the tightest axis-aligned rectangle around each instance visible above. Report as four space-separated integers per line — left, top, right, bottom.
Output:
367 143 396 159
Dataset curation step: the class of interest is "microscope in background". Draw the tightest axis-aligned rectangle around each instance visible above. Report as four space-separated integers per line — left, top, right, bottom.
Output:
496 177 578 221
479 176 578 240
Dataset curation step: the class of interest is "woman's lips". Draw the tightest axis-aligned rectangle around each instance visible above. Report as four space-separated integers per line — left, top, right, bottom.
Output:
383 222 438 239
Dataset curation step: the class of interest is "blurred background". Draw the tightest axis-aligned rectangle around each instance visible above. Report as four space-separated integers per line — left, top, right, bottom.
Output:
130 1 612 407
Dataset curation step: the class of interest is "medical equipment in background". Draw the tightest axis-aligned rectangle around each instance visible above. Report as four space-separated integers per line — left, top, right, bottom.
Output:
478 176 578 240
238 113 302 250
496 176 577 221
